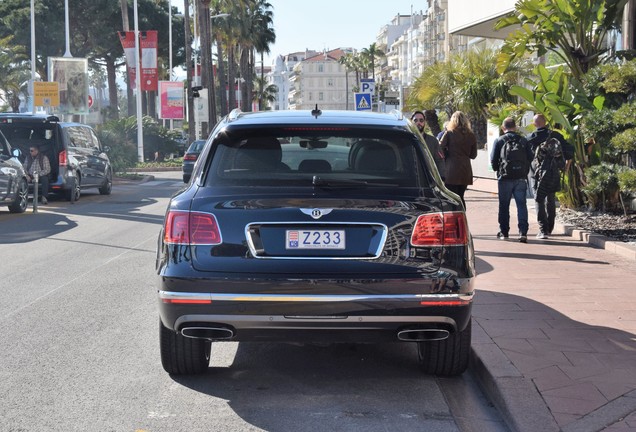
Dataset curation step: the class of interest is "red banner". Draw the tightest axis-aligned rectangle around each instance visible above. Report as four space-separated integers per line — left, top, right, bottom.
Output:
118 31 137 89
140 30 158 91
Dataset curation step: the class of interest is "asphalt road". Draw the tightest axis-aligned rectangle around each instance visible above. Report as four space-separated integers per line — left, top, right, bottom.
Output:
0 171 507 432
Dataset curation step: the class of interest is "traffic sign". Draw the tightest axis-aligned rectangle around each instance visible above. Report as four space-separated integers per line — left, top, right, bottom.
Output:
360 78 375 94
88 95 94 108
354 93 372 111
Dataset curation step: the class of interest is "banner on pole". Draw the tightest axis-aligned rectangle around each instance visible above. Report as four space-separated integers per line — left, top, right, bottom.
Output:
159 81 184 119
140 31 158 91
118 31 137 89
47 57 89 115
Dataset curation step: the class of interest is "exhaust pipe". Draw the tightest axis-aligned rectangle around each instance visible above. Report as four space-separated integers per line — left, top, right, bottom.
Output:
181 326 235 340
397 328 450 342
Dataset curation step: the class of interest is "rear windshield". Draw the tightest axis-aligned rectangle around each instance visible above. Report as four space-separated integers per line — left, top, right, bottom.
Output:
0 122 57 158
203 128 429 188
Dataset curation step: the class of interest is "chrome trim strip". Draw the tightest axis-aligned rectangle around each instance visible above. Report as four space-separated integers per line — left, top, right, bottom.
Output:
244 221 388 260
159 291 473 303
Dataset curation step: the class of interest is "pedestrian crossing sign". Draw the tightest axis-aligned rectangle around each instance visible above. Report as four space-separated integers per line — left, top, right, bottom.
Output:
354 93 372 111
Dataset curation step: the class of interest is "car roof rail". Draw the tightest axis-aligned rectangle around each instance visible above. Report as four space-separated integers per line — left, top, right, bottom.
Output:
228 108 242 122
389 109 404 121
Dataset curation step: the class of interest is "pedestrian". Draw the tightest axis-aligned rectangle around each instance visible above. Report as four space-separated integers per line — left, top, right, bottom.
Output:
438 111 477 208
24 145 51 204
526 114 575 238
490 117 533 243
411 111 446 179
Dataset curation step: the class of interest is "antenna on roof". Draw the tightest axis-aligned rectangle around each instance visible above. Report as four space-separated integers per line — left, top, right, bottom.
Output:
311 104 322 118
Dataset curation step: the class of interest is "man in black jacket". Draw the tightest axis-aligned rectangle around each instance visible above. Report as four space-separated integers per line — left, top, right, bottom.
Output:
490 117 534 243
411 111 445 179
526 114 575 239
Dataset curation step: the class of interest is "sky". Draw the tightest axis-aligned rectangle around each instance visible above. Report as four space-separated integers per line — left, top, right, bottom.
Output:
262 0 423 66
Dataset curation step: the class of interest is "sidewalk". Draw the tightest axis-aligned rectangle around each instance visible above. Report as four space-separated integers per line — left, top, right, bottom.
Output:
466 177 636 432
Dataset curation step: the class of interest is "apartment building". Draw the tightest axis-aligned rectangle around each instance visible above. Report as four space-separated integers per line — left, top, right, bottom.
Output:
287 48 356 111
268 50 318 111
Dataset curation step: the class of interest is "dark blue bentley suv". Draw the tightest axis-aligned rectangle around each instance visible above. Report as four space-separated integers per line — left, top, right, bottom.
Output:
156 108 476 376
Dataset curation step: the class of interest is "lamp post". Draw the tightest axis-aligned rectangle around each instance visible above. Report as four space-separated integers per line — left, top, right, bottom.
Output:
134 0 144 162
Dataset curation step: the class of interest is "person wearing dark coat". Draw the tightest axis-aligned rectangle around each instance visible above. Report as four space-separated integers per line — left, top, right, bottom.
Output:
411 111 446 179
526 113 575 239
438 111 477 208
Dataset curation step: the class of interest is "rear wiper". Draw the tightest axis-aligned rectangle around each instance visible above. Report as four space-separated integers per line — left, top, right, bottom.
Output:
312 175 397 188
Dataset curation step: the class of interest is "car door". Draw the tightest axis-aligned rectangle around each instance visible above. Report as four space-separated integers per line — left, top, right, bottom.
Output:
84 127 108 186
66 125 103 187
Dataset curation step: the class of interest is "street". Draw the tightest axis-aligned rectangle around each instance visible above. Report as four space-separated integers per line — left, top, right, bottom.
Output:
0 172 506 432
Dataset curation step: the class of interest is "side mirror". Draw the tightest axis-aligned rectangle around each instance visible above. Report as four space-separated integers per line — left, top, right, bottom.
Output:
103 146 111 153
12 148 22 159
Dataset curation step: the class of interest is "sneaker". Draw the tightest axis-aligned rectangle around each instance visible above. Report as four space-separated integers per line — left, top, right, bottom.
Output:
536 232 548 239
518 235 527 243
40 197 47 205
497 232 509 240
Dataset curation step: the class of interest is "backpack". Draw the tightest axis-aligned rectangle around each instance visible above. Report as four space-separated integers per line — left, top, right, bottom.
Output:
499 134 528 179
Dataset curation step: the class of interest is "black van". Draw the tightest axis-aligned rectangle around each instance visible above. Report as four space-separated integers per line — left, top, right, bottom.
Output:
0 113 112 201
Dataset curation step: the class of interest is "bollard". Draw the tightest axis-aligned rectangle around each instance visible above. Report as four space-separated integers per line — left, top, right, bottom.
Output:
33 172 39 213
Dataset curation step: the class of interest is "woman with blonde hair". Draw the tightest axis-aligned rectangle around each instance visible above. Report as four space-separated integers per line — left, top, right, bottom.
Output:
439 111 478 207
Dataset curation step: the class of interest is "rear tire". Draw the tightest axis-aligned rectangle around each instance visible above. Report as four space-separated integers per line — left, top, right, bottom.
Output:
99 170 112 195
417 318 471 376
8 178 28 213
160 320 211 374
65 175 81 202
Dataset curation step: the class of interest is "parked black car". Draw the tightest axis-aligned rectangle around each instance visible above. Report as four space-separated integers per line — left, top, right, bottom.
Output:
156 109 476 376
0 113 112 201
0 130 28 213
182 139 206 183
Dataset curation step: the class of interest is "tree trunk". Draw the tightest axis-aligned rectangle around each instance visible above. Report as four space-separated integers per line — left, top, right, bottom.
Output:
217 42 228 116
240 48 249 111
228 46 236 111
198 0 214 136
184 0 195 142
105 57 119 121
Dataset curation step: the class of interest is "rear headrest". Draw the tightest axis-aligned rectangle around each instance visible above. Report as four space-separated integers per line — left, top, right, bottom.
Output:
234 137 282 170
298 159 332 173
351 140 397 172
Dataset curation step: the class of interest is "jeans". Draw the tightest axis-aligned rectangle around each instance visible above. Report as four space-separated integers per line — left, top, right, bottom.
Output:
536 192 556 234
497 178 529 236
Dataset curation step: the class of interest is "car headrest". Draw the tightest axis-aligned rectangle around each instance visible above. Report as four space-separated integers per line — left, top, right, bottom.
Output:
351 140 397 172
234 137 283 171
298 159 332 173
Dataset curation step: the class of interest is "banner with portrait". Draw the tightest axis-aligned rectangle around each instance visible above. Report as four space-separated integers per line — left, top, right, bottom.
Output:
47 57 89 115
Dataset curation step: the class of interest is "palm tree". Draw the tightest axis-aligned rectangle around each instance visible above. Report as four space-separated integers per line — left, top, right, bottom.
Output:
251 0 275 111
408 47 529 147
338 53 355 110
0 36 29 112
252 76 277 109
361 43 385 81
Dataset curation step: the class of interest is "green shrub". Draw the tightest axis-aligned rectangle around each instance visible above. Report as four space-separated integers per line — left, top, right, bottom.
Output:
582 163 626 212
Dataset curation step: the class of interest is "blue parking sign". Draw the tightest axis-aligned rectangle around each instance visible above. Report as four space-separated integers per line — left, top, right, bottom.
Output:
354 93 372 111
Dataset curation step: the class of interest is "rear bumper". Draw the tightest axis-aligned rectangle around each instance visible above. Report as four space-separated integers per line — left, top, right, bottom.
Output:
158 284 474 343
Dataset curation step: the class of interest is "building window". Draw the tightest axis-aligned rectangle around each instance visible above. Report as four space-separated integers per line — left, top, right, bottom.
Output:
309 92 313 101
328 78 334 87
318 64 324 72
319 92 324 101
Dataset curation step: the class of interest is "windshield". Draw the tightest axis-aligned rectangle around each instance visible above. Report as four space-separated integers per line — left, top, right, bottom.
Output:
203 128 428 188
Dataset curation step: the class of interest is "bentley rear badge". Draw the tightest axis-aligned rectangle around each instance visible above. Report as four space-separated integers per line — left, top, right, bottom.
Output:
300 208 333 219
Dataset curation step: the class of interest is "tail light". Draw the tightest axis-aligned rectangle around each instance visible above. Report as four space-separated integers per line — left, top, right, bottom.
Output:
183 153 198 161
163 211 222 245
411 212 468 246
59 150 67 166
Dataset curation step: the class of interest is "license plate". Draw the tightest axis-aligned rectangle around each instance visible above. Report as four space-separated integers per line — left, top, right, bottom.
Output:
286 230 346 249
